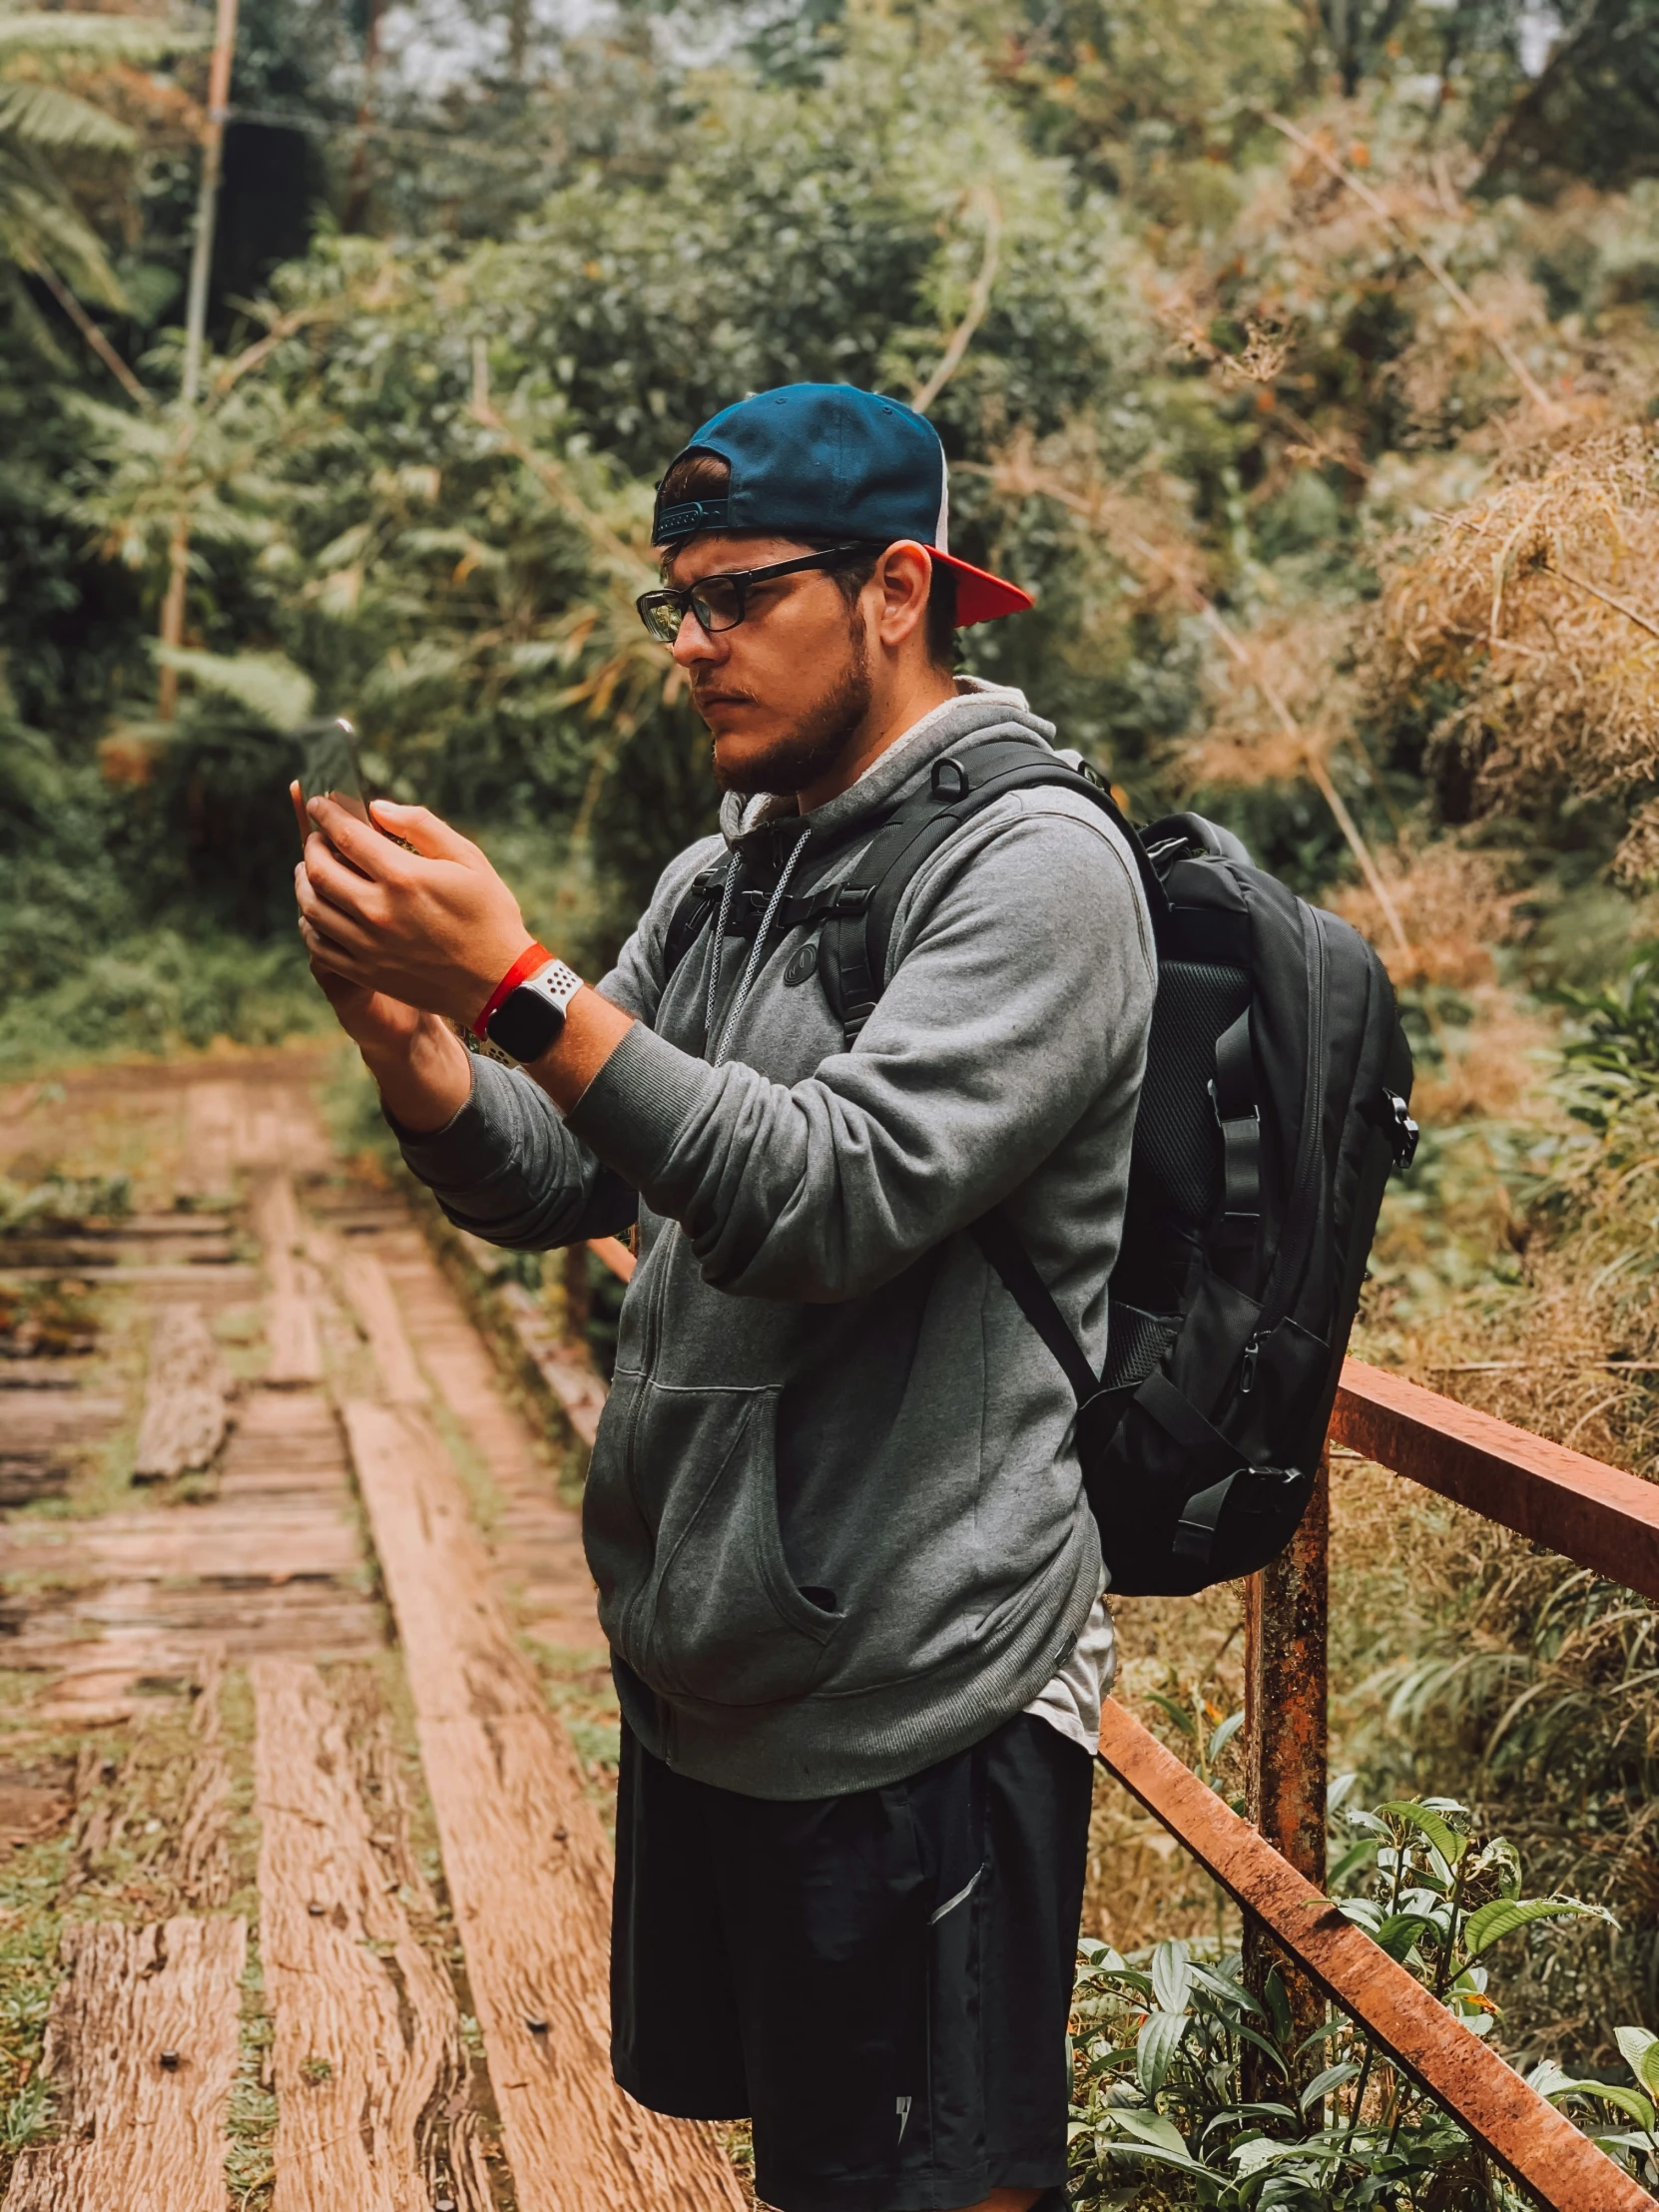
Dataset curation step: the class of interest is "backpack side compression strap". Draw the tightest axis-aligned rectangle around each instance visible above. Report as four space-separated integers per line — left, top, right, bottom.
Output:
970 1211 1098 1402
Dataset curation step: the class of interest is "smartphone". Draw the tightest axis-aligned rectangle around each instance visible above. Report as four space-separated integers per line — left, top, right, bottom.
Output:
298 717 371 826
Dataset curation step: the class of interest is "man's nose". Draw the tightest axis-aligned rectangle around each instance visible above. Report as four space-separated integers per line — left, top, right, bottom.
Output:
670 610 722 669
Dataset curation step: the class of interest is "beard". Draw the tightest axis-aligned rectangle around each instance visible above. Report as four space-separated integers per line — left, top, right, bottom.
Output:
705 626 872 799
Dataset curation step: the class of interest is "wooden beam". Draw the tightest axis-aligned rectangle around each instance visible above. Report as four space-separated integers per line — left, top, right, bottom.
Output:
1097 1699 1656 2212
343 1399 746 2212
2 1918 246 2212
256 1177 322 1387
1334 1360 1659 1604
253 1656 482 2212
336 1251 429 1405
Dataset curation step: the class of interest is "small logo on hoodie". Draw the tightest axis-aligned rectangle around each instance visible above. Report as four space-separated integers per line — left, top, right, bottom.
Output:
895 2093 913 2143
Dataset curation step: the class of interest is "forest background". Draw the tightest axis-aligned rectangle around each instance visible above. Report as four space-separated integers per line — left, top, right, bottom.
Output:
8 0 1659 2086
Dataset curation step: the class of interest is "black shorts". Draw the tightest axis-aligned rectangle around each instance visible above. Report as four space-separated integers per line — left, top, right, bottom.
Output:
610 1709 1094 2212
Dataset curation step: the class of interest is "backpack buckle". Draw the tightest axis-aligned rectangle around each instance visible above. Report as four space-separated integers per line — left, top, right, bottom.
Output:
1386 1091 1419 1171
831 883 872 916
930 756 969 800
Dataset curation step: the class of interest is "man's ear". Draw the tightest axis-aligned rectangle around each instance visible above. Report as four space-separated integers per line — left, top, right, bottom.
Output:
873 540 933 649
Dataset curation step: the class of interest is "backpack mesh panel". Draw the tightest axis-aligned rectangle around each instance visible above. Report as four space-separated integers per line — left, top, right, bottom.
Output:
1110 960 1251 1315
1130 961 1250 1221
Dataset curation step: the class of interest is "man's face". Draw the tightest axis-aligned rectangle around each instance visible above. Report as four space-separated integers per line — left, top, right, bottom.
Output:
660 533 872 798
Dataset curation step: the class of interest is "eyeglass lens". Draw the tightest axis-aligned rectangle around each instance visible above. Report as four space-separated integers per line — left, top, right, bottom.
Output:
642 575 746 643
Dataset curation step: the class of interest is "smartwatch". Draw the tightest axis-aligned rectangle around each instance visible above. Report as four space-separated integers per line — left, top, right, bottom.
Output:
486 958 584 1063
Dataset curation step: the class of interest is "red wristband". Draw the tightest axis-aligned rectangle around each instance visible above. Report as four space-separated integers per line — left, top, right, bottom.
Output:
475 942 552 1040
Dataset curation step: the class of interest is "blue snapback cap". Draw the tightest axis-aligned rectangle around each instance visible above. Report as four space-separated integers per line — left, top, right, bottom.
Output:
651 382 1033 628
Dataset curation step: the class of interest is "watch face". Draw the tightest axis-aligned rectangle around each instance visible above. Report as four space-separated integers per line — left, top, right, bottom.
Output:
490 982 566 1063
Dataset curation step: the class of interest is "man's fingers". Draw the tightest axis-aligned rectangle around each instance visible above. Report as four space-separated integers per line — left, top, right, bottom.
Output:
295 860 374 949
369 800 486 868
298 916 369 979
300 832 384 928
306 794 404 881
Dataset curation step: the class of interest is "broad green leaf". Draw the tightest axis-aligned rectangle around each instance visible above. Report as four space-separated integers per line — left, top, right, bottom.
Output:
1136 2008 1188 2097
1377 1799 1467 1867
1112 2106 1190 2155
1301 2060 1360 2111
1460 1895 1604 1960
1615 2023 1659 2097
1151 1939 1192 2016
1549 2079 1658 2130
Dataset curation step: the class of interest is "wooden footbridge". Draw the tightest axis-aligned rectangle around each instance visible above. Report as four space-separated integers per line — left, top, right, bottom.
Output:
0 1054 745 2211
3 1050 1658 2210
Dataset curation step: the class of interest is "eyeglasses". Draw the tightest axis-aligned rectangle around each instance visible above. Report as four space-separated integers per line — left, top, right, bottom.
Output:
635 544 870 646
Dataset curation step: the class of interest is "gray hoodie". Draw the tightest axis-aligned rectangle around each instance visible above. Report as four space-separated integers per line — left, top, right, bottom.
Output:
397 684 1156 1799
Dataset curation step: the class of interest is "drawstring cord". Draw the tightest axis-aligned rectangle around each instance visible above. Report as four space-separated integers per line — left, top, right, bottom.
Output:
704 856 742 1055
713 827 813 1066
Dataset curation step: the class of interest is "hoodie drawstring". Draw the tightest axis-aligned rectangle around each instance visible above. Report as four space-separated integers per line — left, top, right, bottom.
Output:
712 826 813 1066
704 856 742 1054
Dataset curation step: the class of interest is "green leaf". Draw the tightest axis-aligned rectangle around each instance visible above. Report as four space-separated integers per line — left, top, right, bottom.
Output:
1150 1940 1191 2016
1136 2008 1188 2097
1377 1800 1468 1868
153 647 315 733
1146 1691 1198 1737
1208 1708 1245 1762
1460 1896 1605 1961
1112 2106 1191 2155
1549 2079 1658 2131
1301 2061 1360 2111
1615 2024 1659 2098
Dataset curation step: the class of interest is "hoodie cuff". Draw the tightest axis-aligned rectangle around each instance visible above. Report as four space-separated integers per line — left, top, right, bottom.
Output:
563 1019 717 1188
390 1052 516 1185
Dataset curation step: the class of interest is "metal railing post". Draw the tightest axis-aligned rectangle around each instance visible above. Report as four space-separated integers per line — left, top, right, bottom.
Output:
1243 1442 1330 2093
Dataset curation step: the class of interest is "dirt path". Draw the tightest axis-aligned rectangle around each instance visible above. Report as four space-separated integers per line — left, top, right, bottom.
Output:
0 1051 747 2210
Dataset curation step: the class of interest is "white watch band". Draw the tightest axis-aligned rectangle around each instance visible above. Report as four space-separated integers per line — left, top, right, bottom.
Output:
523 958 584 1016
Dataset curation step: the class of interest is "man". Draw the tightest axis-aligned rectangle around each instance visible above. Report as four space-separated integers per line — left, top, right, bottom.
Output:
294 383 1156 2212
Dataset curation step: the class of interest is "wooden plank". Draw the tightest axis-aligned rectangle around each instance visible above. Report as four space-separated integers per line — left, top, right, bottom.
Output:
1097 1698 1656 2212
499 1281 608 1448
384 1248 602 1649
253 1658 481 2212
344 1400 745 2212
1 1916 246 2212
2 1502 362 1581
337 1252 428 1405
134 1305 232 1481
172 1646 231 1909
1334 1358 1659 1604
256 1178 322 1386
0 1265 259 1287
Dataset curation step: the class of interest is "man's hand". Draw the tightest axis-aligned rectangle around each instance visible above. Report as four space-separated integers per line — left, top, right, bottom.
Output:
294 796 533 1027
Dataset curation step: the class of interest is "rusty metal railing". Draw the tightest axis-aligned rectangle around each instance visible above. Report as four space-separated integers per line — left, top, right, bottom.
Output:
1095 1361 1659 2210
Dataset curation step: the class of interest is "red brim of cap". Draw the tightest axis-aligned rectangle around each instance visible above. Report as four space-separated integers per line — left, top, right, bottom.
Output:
931 551 1034 627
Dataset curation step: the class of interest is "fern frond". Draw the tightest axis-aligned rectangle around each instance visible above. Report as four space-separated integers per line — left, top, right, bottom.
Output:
0 80 135 153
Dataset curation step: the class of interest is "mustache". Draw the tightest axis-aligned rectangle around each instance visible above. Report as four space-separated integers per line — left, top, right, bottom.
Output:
691 679 758 706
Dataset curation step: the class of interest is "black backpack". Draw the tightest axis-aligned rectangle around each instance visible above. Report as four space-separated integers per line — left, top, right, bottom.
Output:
663 734 1416 1596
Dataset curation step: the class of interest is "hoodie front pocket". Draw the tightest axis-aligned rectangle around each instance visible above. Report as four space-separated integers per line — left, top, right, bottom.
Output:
635 1384 843 1708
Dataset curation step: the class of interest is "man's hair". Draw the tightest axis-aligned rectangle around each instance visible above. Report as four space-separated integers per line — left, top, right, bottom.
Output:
656 449 958 669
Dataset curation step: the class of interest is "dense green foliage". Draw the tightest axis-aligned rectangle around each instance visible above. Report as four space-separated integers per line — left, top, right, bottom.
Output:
8 0 1659 1069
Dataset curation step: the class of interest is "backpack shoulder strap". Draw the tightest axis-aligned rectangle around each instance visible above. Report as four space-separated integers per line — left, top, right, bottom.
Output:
661 859 733 986
820 735 1168 1043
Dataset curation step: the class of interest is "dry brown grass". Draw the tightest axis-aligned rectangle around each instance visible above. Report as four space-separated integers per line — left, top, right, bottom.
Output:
1372 421 1659 879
